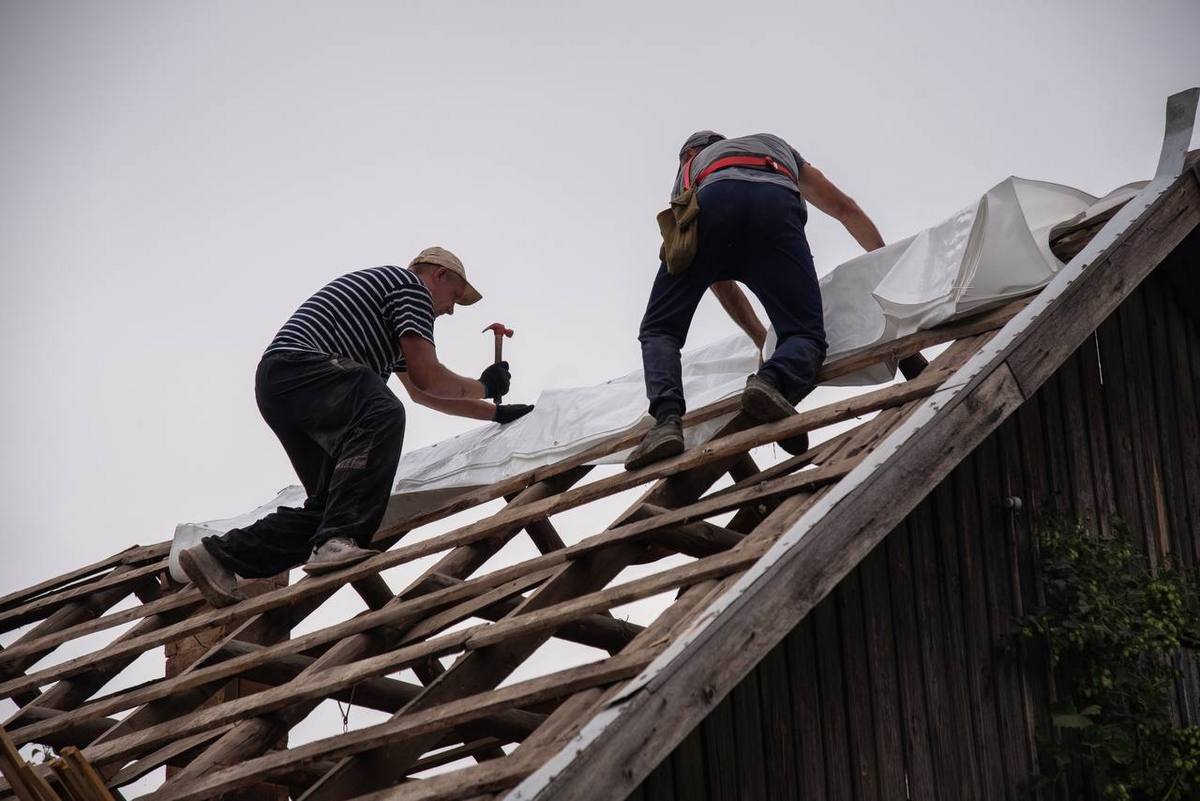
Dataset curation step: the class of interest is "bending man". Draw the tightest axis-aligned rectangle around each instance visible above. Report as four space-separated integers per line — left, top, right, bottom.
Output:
181 247 533 607
626 131 885 469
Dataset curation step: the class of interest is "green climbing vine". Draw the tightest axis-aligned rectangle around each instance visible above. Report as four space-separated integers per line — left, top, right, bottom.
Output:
1017 518 1200 800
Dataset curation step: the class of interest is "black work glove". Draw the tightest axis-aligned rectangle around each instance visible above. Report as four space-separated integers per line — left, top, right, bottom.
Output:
494 403 534 424
478 361 511 400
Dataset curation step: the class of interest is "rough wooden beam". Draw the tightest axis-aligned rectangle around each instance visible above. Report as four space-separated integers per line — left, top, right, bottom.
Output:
0 370 934 699
134 653 657 801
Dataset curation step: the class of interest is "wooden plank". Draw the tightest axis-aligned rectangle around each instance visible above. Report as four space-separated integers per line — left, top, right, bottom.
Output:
812 598 852 801
1054 353 1100 527
883 522 940 800
145 652 657 801
103 727 230 789
5 598 201 734
57 749 113 801
408 574 641 654
667 724 708 801
755 643 798 801
943 455 1004 798
781 618 825 801
700 690 740 801
974 433 1035 799
0 728 41 801
0 562 164 634
994 408 1044 786
642 747 675 801
1116 288 1170 563
342 752 543 801
1037 370 1074 516
835 572 881 801
9 466 842 749
0 373 937 681
0 543 167 616
1162 262 1200 561
856 545 906 798
1143 273 1197 572
1094 312 1145 538
1074 335 1117 535
908 495 976 797
75 522 772 772
728 666 767 801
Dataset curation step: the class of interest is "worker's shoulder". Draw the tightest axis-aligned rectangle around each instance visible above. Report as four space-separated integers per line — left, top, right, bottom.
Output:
353 264 422 285
727 132 794 150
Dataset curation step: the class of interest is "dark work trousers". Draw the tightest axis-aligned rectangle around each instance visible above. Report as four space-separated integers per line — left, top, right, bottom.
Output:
203 351 406 578
639 179 828 420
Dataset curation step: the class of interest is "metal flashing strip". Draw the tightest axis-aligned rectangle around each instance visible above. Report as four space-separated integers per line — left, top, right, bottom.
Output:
503 87 1200 801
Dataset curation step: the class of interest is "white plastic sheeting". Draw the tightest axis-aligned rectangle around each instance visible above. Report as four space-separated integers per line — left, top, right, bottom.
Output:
171 175 1138 581
392 176 1141 491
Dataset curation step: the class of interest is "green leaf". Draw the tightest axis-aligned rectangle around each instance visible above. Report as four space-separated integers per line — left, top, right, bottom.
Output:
1053 712 1096 730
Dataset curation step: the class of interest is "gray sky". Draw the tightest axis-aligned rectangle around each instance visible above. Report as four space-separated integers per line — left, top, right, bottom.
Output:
1 0 1197 768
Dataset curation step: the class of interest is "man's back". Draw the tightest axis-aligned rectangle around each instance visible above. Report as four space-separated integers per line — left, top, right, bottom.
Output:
265 265 436 380
672 133 807 198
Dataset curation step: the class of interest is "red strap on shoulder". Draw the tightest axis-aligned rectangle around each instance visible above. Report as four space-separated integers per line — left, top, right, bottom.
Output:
684 154 797 192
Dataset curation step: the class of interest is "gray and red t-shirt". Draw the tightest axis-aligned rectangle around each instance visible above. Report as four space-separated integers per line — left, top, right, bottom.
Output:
671 133 807 199
265 265 435 379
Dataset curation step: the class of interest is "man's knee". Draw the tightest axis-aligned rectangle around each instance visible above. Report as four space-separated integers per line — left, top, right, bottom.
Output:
638 325 685 350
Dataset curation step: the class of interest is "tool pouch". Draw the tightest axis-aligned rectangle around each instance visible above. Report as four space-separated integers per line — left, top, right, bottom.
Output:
656 186 702 275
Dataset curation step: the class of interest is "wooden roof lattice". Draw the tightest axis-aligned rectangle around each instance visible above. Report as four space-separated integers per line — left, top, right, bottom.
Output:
1 89 1197 801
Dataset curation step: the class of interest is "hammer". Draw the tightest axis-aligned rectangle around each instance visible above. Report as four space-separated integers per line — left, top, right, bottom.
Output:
482 322 514 404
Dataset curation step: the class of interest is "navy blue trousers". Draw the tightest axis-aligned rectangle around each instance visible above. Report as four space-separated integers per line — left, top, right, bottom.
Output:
203 351 406 578
639 179 828 420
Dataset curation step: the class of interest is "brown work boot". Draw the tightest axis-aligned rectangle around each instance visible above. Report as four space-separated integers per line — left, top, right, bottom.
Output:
741 374 809 456
179 544 245 608
303 537 378 575
624 415 685 471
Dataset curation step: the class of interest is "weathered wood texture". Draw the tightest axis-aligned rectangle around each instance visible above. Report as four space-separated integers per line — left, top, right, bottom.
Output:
631 230 1200 800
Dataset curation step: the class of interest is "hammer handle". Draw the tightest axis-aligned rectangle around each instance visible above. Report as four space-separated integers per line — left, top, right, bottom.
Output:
493 336 503 405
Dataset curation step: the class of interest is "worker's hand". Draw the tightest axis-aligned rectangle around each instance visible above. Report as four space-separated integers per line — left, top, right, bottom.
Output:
494 404 534 424
478 361 511 400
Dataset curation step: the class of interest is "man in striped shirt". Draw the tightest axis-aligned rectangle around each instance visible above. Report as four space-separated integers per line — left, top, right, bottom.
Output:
180 247 533 607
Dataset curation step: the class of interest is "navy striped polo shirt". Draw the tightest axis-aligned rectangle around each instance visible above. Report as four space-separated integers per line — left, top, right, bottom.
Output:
264 265 436 378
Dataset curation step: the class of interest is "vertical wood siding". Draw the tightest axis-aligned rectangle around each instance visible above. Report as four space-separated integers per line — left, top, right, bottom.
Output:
633 232 1200 800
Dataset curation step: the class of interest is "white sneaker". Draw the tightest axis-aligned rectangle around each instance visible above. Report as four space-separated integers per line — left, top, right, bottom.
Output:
302 537 377 575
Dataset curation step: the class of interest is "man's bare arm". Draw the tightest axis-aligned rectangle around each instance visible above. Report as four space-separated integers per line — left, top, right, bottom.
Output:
396 373 496 420
709 281 767 351
796 163 885 252
399 335 487 399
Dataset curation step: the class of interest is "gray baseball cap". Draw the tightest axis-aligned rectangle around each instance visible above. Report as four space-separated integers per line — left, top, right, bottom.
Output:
679 130 725 159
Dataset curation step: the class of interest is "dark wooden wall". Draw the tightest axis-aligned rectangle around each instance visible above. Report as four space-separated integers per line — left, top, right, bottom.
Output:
629 231 1200 801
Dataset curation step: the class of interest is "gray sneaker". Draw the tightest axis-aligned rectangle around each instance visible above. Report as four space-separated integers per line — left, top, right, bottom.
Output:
179 544 244 608
741 374 809 456
624 415 685 471
303 537 378 575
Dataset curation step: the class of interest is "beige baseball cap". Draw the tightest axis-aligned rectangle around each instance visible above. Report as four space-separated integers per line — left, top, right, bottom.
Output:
408 246 482 305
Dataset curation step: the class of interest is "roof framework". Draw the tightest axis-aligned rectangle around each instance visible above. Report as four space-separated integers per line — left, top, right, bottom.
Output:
0 89 1195 801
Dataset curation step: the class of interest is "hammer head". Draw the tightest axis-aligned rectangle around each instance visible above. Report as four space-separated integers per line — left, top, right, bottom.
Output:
482 323 514 338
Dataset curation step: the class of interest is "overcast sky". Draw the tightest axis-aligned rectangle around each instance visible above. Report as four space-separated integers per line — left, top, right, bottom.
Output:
1 0 1197 767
